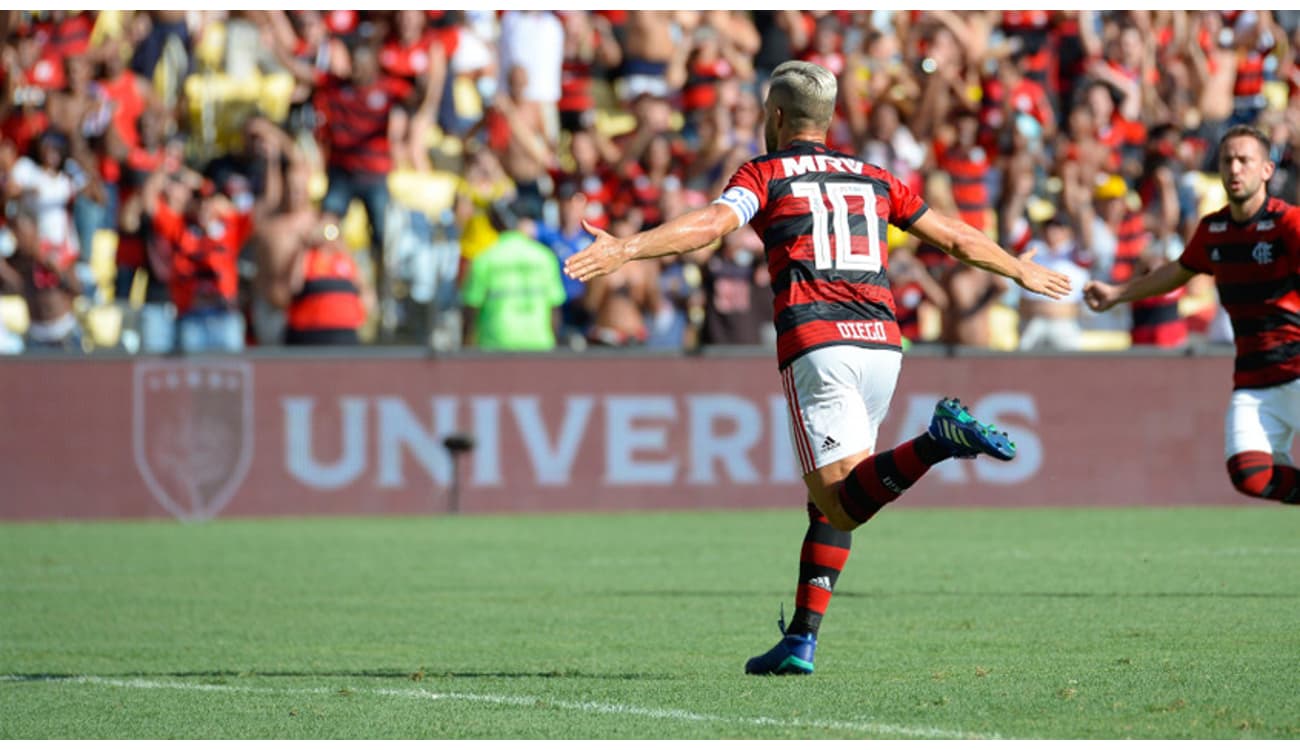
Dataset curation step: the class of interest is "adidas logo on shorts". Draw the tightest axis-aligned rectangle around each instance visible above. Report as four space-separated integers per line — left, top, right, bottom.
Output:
821 435 840 452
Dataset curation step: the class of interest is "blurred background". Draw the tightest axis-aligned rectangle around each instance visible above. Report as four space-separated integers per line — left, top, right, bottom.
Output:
1 9 1294 357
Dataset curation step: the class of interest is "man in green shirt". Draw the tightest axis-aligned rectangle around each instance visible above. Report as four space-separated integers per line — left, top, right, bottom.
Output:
461 202 568 350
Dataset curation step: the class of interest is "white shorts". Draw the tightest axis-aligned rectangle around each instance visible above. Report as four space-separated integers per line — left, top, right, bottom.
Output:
780 345 903 475
1225 381 1300 463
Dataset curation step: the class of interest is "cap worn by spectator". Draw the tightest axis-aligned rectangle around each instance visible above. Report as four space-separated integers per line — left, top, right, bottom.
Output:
1093 174 1128 201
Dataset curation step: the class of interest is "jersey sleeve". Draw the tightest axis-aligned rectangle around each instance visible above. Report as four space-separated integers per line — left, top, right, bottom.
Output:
882 169 928 230
1178 219 1212 274
712 159 767 227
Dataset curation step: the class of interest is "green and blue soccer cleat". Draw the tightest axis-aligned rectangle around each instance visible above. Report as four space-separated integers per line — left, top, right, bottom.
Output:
928 397 1016 461
745 615 816 676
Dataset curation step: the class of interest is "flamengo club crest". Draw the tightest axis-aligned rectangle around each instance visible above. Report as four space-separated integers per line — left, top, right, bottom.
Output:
133 361 253 521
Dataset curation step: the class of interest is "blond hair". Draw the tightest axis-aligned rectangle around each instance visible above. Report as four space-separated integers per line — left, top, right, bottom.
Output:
767 60 837 132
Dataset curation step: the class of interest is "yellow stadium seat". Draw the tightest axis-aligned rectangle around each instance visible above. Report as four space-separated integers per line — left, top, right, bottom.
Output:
83 304 123 349
987 304 1018 352
195 21 227 72
90 10 126 46
596 110 637 138
452 76 483 121
389 169 459 216
1264 81 1288 112
342 201 371 251
90 229 119 302
1078 329 1132 351
0 295 28 335
257 72 296 124
1192 172 1228 219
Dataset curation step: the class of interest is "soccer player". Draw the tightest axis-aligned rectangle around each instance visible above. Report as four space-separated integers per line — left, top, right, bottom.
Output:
564 61 1072 675
1085 125 1300 507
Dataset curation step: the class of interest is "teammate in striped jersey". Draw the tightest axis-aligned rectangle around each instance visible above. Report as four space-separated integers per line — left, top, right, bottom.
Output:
565 60 1071 675
1087 125 1300 508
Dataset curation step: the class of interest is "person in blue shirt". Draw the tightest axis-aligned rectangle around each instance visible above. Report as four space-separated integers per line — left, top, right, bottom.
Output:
535 180 595 347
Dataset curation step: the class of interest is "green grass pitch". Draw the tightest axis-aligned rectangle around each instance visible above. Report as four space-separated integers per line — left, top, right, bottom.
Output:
2 506 1298 739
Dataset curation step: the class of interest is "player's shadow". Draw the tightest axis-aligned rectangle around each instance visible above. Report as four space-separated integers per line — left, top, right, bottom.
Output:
601 589 1300 599
4 669 669 682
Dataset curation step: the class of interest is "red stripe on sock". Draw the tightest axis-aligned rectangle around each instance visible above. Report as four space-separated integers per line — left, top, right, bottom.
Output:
796 583 833 613
801 540 850 569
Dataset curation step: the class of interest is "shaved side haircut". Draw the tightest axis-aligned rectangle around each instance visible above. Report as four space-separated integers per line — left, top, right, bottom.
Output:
767 60 837 132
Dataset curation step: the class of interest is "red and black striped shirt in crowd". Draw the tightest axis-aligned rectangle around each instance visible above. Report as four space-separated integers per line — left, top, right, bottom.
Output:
1109 210 1148 284
1130 288 1187 348
936 143 990 232
1001 10 1053 90
559 48 596 116
314 74 412 175
287 246 366 343
715 140 928 370
1179 196 1300 389
1233 47 1269 108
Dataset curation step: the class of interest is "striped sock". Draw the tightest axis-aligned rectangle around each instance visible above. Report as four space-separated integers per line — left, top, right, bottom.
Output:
838 433 949 524
786 502 852 637
1228 451 1300 503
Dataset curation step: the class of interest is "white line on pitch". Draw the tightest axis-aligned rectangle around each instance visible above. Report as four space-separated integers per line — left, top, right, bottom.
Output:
0 675 999 739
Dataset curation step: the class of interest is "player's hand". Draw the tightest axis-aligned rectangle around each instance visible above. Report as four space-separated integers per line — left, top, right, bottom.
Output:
564 220 632 282
1083 280 1121 312
1014 247 1073 300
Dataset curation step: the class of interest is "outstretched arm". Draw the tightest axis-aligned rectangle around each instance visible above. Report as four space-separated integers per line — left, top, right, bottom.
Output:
1083 261 1197 312
907 208 1073 299
564 203 738 282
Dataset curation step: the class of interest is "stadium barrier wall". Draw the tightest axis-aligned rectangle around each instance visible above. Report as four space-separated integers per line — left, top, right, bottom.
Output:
0 352 1242 521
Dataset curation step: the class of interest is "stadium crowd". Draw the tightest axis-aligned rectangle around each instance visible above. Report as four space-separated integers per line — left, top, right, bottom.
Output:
2 9 1299 354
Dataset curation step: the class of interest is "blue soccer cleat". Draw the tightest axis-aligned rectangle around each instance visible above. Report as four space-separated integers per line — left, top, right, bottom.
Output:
745 613 816 676
928 397 1016 462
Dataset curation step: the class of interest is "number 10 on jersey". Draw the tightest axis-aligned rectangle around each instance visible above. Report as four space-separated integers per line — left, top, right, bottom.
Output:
791 182 883 272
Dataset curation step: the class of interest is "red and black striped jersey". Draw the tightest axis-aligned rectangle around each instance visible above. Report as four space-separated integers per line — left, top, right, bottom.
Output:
1179 196 1300 389
714 140 928 370
1131 288 1187 348
1110 210 1148 284
936 143 990 232
314 75 412 175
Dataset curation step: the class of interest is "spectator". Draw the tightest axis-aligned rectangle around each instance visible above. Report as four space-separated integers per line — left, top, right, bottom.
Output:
1016 215 1090 351
114 114 179 354
1128 241 1189 349
6 132 96 290
460 201 566 351
4 9 1300 354
535 180 594 347
378 9 448 173
252 123 318 346
455 146 515 266
308 42 409 319
469 64 554 220
556 11 621 135
262 10 351 134
0 208 83 351
583 214 660 347
617 11 680 101
497 11 564 142
140 166 259 354
887 244 948 346
282 223 371 346
698 224 768 346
